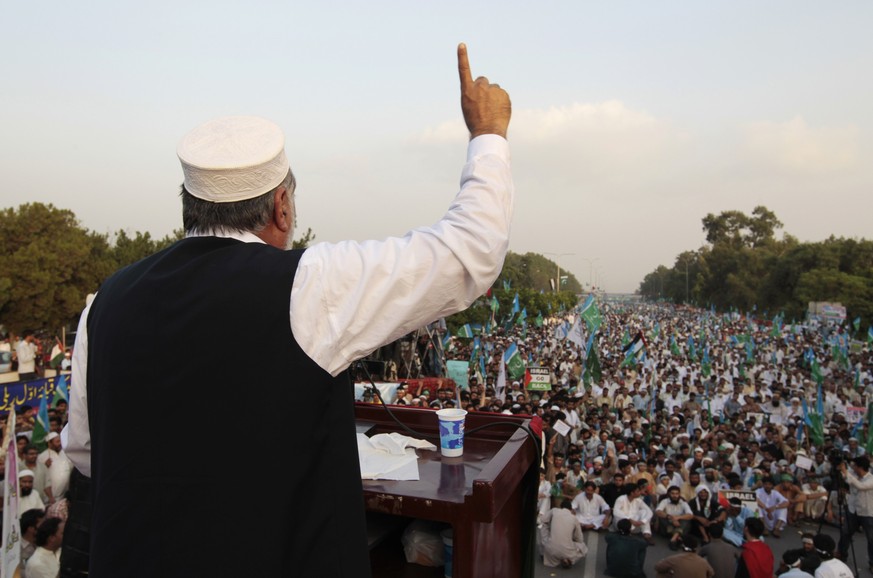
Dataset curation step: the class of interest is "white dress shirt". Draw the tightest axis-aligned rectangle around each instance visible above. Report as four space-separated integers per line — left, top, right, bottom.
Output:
65 135 513 476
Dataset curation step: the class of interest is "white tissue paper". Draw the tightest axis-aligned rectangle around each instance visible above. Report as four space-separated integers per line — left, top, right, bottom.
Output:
358 432 437 481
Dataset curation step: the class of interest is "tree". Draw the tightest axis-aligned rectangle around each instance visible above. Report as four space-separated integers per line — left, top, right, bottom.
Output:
495 252 582 295
0 203 114 333
639 206 873 330
110 229 183 269
701 206 782 249
291 227 316 250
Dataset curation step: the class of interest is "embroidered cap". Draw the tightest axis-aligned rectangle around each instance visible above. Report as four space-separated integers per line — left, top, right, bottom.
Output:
178 116 290 203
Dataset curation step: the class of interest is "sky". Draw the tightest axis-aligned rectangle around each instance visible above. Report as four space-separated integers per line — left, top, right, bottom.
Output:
3 1 872 293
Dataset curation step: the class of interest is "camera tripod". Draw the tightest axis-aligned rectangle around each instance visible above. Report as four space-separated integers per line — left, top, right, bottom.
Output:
819 467 860 577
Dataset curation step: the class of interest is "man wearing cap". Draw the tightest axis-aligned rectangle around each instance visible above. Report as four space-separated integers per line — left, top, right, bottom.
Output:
37 432 61 469
65 44 512 577
19 469 46 512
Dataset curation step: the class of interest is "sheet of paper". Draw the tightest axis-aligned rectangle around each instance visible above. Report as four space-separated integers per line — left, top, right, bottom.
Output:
553 419 571 437
794 455 813 470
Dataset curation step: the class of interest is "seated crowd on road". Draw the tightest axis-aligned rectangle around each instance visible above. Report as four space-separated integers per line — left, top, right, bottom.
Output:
429 301 872 576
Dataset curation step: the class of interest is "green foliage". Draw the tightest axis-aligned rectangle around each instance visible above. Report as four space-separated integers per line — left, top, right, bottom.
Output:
0 203 115 333
291 227 315 249
639 206 873 330
494 252 583 294
110 229 183 269
447 281 579 335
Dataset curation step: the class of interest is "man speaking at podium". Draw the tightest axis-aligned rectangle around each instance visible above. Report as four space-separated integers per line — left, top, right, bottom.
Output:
64 44 513 577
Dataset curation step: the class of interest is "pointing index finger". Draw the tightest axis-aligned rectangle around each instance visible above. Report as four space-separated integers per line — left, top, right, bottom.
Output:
458 43 473 90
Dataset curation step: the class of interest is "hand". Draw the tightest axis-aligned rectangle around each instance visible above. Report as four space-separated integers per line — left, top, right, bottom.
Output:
457 43 511 139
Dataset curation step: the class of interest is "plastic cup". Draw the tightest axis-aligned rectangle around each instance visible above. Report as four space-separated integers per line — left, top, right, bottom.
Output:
441 528 454 578
436 408 467 457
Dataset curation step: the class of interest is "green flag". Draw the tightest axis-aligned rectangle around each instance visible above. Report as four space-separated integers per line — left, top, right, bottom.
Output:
807 413 825 447
32 393 50 452
811 359 824 385
584 346 602 384
670 336 681 356
456 324 474 338
504 343 526 380
535 313 544 328
579 294 602 331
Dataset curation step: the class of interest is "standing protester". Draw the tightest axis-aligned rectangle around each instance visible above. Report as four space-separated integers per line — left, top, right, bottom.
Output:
15 330 38 381
838 455 873 572
65 44 513 577
25 517 65 578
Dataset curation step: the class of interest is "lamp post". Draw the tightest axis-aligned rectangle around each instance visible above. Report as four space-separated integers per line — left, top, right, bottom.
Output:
580 257 599 291
679 254 698 303
544 252 575 293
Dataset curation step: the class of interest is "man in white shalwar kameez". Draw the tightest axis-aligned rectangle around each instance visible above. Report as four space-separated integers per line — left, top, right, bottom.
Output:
755 476 789 536
613 481 655 544
541 500 589 568
572 481 611 530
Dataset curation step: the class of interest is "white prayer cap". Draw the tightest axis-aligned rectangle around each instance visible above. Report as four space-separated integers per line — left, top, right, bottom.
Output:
46 432 59 442
178 116 290 203
19 469 35 479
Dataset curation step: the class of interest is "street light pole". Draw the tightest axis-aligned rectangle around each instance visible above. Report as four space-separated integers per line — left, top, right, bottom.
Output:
580 257 599 291
680 254 697 303
544 252 575 293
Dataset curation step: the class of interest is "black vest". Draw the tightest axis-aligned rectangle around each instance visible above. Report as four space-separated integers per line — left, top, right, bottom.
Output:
86 237 370 577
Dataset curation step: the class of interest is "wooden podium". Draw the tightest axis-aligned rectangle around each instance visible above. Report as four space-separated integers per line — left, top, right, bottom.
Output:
356 404 539 578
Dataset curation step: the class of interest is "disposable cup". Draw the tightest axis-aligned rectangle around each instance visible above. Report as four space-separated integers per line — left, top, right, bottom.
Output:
436 408 467 457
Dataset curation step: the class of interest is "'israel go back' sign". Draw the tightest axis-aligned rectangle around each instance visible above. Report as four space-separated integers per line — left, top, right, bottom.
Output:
526 368 551 391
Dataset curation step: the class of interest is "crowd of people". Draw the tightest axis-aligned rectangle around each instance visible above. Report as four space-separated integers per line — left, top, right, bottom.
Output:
1 331 73 380
0 391 72 577
428 299 872 577
4 297 873 576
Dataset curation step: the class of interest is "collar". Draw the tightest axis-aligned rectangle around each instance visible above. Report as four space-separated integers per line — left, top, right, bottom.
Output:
186 229 265 244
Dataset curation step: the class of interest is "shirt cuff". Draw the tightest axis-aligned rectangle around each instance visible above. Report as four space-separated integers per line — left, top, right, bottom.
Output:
468 133 510 161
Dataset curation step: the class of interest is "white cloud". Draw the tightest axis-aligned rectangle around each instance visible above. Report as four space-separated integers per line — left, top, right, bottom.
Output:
741 116 859 173
417 100 691 181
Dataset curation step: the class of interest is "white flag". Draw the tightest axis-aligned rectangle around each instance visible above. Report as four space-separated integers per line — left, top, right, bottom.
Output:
567 317 585 349
1 413 21 577
495 357 507 402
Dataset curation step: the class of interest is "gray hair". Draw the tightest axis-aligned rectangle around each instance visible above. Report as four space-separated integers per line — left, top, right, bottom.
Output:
180 171 294 235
